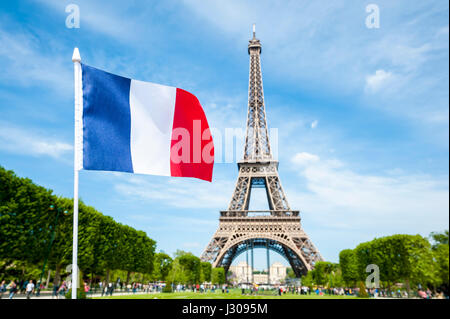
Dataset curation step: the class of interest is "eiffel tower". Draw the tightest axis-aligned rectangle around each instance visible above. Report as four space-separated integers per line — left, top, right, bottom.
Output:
201 26 322 279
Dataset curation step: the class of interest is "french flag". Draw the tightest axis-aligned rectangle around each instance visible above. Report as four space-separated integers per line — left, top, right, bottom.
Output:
79 64 214 182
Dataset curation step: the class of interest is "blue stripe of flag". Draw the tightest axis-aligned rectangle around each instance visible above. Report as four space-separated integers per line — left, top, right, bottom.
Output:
81 64 133 173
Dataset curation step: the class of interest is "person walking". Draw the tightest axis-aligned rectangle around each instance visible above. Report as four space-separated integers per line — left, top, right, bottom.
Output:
8 280 17 299
26 280 35 299
21 280 28 295
108 282 113 296
53 282 60 299
35 281 42 297
18 280 24 295
57 281 66 299
418 289 427 299
0 280 6 299
84 282 90 295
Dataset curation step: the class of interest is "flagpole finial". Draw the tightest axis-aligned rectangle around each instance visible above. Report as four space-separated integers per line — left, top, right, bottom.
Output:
72 47 81 63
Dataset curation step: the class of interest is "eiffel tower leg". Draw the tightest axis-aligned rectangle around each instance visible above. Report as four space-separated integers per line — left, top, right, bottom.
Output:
200 235 229 265
266 241 270 285
266 175 290 211
228 176 251 211
246 241 249 283
251 241 254 284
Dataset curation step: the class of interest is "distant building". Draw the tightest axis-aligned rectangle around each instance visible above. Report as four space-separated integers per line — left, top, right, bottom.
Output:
269 262 287 283
228 261 252 283
228 261 287 284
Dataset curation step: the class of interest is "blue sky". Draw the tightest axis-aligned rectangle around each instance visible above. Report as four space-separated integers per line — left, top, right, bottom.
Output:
0 0 448 268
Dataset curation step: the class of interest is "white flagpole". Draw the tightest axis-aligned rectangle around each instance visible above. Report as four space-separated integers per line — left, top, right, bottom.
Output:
72 47 82 299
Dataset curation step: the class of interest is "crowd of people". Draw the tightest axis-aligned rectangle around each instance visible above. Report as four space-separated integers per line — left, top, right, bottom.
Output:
0 279 57 299
95 281 162 296
0 279 84 299
1 278 447 299
93 282 230 296
236 284 448 299
0 279 42 299
0 279 156 299
173 283 229 293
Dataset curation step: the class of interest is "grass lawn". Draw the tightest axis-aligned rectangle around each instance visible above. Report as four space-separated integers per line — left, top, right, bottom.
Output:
95 289 358 299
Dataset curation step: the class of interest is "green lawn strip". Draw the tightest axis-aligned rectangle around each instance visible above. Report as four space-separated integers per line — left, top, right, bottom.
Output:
95 291 358 300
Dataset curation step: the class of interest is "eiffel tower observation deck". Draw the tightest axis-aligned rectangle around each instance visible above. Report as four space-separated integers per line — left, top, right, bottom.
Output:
201 25 322 279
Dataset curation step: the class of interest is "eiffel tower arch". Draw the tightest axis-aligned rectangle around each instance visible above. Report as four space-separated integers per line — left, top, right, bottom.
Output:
201 26 322 279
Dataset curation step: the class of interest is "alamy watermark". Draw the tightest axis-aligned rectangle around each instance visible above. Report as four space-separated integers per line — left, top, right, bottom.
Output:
365 264 380 288
65 264 80 288
65 4 80 29
365 4 380 29
169 124 279 164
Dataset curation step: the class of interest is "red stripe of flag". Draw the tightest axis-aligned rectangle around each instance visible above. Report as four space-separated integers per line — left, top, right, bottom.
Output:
170 88 214 182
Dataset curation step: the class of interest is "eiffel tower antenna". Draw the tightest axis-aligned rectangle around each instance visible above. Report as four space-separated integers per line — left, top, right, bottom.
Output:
201 27 322 280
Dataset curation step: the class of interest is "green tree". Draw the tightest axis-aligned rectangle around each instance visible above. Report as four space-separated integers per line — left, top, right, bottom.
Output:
46 197 73 285
339 249 358 287
312 261 336 286
301 271 314 288
200 262 212 283
286 267 296 279
177 253 201 284
153 252 173 281
330 268 345 288
430 231 449 289
168 258 188 284
211 267 225 285
167 251 202 285
430 230 449 248
355 234 435 293
0 167 57 266
358 281 369 298
433 244 449 288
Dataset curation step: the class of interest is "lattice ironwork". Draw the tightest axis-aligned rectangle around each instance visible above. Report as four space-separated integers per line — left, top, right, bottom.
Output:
243 32 271 162
201 28 322 278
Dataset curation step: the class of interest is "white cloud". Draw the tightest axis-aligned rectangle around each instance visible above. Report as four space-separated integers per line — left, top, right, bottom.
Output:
114 175 234 209
0 123 72 159
291 152 320 167
287 151 449 233
36 0 142 43
0 28 71 93
365 69 393 93
437 25 449 36
311 120 318 129
389 44 432 72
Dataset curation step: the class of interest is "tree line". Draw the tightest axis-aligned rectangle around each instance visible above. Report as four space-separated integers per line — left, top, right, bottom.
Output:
0 166 225 287
154 250 225 287
300 232 449 295
0 166 153 285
